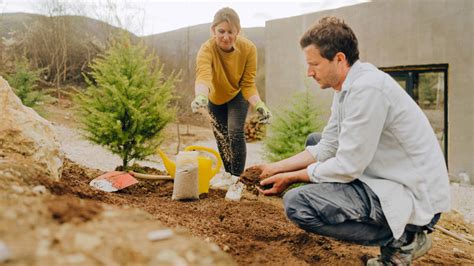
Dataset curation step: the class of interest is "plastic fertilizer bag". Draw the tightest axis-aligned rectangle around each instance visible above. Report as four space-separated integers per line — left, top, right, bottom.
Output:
172 151 199 200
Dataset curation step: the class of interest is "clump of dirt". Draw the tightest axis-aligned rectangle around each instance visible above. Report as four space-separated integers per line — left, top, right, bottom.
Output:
46 195 103 224
32 159 107 201
116 163 167 175
28 159 474 265
239 166 272 195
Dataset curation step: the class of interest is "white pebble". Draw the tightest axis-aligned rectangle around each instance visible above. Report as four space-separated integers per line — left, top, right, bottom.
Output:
147 229 174 241
32 185 47 195
452 247 463 253
0 241 11 263
11 185 24 194
65 253 86 264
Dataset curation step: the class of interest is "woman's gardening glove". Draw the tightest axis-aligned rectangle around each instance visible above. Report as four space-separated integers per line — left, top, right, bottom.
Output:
191 94 208 113
255 101 272 124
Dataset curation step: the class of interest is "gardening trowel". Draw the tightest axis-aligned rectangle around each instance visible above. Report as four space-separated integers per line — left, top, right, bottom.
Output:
89 171 138 192
89 171 173 192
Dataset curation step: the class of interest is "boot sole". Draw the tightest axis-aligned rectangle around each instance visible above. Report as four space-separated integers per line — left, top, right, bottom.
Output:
412 233 432 260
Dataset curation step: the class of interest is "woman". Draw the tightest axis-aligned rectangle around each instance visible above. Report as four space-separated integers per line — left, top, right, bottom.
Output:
191 7 271 176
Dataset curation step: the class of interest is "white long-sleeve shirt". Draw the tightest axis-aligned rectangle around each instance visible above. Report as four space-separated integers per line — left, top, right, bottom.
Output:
306 61 450 239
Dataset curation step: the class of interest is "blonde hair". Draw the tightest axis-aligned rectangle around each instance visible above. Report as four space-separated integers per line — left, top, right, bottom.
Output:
212 7 241 31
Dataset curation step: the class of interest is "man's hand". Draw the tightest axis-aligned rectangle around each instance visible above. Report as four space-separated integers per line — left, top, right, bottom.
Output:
250 163 279 179
255 101 272 124
191 94 208 113
257 173 291 196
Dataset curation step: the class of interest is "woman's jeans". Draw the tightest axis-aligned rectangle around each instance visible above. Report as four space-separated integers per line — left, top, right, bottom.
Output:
284 132 440 247
208 92 248 176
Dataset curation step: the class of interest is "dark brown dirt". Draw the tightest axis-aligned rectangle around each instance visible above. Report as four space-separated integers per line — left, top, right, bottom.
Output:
239 166 272 195
46 195 103 224
36 159 474 265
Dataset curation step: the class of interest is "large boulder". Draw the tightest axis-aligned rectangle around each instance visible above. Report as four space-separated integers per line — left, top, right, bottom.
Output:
0 76 63 180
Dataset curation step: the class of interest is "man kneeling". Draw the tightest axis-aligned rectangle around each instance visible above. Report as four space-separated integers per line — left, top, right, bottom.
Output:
255 17 450 265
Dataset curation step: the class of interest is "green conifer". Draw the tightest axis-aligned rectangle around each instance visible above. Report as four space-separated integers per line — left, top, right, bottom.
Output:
76 36 178 169
264 89 325 162
6 56 50 109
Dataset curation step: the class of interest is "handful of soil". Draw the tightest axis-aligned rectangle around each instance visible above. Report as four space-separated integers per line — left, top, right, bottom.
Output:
239 166 272 195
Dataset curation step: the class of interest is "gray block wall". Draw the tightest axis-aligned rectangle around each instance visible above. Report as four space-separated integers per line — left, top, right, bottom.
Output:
265 0 474 178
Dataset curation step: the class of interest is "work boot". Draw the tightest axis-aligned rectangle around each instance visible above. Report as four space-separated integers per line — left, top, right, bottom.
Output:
366 231 432 266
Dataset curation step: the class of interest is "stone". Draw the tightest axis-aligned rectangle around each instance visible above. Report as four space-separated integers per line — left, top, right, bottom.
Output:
0 77 63 181
10 184 25 194
73 232 101 252
32 185 47 195
147 229 174 241
0 241 10 263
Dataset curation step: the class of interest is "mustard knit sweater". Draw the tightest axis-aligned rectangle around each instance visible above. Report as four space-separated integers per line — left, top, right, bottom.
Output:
195 36 258 105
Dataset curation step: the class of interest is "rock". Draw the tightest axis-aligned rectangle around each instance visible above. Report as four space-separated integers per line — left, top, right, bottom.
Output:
0 241 11 263
184 250 197 263
32 185 47 195
151 249 188 266
452 247 463 253
35 239 51 257
10 184 25 194
65 253 86 264
73 232 101 252
0 77 63 181
147 229 174 241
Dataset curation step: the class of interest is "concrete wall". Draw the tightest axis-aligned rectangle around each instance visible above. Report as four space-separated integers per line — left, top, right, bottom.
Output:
265 0 474 178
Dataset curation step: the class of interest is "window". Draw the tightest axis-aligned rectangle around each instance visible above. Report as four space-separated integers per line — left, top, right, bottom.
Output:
380 64 448 161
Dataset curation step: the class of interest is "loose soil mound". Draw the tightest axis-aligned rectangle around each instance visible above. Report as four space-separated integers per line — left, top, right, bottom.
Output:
34 160 474 265
46 195 103 224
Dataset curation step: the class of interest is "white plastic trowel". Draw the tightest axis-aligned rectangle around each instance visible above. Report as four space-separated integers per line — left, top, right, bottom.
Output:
225 178 245 201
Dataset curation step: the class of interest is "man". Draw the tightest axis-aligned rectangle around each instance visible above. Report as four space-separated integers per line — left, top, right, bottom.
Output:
256 17 450 265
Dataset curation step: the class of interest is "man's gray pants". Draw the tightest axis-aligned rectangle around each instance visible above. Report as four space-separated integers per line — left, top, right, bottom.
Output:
283 133 438 247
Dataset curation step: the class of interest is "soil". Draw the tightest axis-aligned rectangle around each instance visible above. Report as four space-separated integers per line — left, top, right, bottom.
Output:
20 159 474 265
2 100 472 265
239 166 272 194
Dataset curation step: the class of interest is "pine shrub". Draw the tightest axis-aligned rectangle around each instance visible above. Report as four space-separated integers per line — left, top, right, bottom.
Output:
264 89 325 162
76 36 178 169
6 57 50 108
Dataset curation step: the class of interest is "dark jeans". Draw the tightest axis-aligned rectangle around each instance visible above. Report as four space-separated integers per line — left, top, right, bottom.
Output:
208 91 249 176
284 132 440 247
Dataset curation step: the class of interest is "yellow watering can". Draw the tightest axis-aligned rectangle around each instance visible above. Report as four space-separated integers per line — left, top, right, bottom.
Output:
157 145 223 195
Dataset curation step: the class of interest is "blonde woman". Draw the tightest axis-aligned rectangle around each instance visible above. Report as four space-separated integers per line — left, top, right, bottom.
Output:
191 7 271 176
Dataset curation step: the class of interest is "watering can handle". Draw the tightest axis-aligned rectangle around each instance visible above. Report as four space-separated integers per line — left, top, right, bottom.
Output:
184 145 223 176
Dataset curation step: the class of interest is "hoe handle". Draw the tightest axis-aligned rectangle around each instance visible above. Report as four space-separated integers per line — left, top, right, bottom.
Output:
129 171 173 180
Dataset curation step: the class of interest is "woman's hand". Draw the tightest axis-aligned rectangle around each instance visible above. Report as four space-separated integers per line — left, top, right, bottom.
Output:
191 94 208 113
255 101 272 124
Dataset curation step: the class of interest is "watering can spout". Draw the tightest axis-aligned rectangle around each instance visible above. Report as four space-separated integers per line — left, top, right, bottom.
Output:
156 149 176 177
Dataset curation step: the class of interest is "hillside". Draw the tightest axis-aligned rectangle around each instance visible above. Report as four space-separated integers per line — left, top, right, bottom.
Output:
0 12 136 41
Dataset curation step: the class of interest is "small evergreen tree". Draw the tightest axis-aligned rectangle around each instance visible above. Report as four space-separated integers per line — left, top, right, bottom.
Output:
6 56 50 108
264 89 325 162
76 36 178 169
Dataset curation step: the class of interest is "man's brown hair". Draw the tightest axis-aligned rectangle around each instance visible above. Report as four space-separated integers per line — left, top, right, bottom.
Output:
300 17 359 66
212 7 241 31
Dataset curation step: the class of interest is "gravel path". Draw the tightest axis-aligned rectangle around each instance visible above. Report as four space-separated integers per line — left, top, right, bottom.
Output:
53 124 474 224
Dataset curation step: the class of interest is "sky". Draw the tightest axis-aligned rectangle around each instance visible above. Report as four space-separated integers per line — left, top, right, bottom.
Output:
0 0 369 36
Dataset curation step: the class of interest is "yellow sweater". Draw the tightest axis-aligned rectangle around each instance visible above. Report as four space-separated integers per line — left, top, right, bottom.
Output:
195 36 258 105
